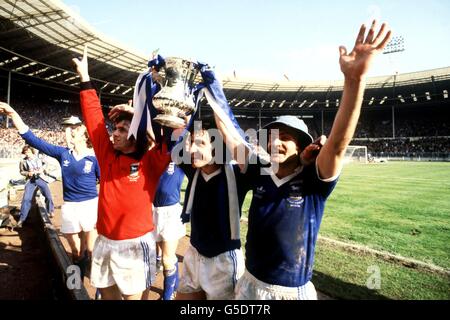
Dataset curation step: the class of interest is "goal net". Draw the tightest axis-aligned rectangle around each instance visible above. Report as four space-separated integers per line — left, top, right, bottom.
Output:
344 145 368 164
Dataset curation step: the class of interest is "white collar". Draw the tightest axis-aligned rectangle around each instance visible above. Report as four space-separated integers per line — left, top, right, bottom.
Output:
270 166 304 188
71 148 95 161
200 168 222 182
185 165 240 240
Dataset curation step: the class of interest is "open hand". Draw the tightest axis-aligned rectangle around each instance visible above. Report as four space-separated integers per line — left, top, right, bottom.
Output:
108 104 135 122
301 135 327 166
339 20 392 81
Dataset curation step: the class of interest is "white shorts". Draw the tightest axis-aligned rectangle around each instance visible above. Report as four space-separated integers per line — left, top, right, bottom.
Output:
60 197 98 234
90 232 156 296
178 245 244 300
153 203 186 242
235 270 318 300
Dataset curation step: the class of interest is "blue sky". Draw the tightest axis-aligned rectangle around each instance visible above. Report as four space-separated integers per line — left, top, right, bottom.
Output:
62 0 450 81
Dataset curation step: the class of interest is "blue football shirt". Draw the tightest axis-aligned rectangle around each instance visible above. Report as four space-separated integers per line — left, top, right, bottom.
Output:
242 154 338 287
154 162 185 207
179 163 250 258
21 130 100 202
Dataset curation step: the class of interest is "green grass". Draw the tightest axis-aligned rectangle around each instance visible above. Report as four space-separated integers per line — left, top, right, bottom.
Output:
313 242 450 300
180 162 450 299
322 162 450 269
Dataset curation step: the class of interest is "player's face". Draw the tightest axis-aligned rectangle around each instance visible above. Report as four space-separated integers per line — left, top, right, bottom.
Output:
112 120 135 152
268 126 300 164
68 125 87 145
190 129 213 168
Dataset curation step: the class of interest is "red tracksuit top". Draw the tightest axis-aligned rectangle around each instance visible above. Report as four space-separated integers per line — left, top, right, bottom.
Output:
80 86 170 240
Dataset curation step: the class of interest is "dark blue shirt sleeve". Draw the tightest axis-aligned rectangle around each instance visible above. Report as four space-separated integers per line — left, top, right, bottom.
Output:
305 161 339 199
21 130 66 160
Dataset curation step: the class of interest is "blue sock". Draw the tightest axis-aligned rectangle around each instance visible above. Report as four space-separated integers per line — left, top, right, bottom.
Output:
163 264 178 300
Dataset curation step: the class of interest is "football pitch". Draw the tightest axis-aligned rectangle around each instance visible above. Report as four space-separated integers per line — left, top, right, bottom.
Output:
322 161 450 269
183 161 450 299
313 161 450 299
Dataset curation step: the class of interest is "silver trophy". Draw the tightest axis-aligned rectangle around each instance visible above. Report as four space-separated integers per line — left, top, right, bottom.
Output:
152 57 198 129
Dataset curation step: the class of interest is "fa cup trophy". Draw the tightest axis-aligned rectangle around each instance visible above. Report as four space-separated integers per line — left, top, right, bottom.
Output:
152 57 199 129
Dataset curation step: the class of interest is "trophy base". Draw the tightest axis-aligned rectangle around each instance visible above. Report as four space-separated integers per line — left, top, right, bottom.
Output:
154 115 186 129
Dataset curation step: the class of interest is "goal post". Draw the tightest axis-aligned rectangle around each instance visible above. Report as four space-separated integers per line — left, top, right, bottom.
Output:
344 145 368 164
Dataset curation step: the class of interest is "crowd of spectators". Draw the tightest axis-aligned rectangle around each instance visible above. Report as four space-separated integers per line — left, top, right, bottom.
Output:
239 113 450 159
0 128 67 158
363 137 450 158
0 98 116 159
0 100 81 158
1 99 449 159
321 117 450 139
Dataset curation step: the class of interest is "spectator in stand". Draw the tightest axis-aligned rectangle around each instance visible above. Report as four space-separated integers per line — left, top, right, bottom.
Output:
14 145 55 228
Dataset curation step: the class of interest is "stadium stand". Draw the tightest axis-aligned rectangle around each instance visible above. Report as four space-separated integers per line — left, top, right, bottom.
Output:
1 0 449 163
0 0 448 302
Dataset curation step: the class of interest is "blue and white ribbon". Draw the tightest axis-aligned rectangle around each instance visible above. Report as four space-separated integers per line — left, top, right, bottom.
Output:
193 63 248 148
130 57 246 240
183 63 249 240
128 55 165 147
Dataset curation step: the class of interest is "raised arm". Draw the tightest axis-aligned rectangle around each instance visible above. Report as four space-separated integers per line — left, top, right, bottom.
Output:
72 46 111 158
317 21 391 180
215 109 327 170
213 112 249 171
0 102 28 133
108 104 135 122
0 102 65 159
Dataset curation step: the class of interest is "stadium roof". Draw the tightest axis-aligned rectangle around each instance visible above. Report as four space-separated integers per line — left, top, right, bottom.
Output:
221 67 450 92
0 0 449 106
0 0 148 97
222 66 450 110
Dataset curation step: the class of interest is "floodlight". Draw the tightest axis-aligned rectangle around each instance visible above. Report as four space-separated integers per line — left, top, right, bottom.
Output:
235 99 246 107
308 100 317 108
383 36 405 54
